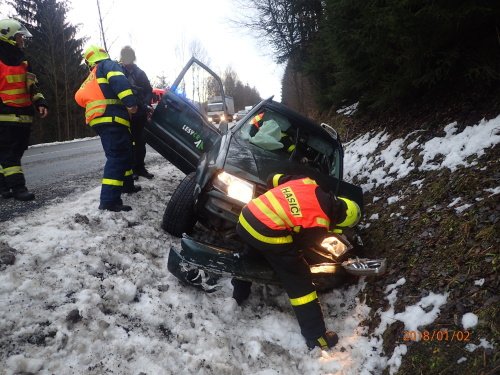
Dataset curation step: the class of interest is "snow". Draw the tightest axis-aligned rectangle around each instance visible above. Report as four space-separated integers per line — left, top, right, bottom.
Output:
344 114 500 192
462 313 479 330
474 278 485 286
1 114 499 374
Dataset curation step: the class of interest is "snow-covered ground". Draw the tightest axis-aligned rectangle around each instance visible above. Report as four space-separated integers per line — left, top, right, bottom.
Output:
1 116 499 375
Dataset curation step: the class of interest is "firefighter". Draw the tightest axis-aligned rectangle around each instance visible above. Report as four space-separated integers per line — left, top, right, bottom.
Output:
0 19 48 201
233 173 362 350
75 45 140 212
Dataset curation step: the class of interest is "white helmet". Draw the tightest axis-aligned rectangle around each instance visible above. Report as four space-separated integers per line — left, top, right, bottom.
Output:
0 19 32 46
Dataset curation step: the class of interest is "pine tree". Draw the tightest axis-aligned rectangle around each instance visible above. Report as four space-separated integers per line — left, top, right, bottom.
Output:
9 0 89 143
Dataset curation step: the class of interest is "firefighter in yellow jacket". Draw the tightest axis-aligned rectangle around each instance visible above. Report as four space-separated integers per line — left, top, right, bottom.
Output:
75 45 139 212
234 173 362 350
0 19 48 201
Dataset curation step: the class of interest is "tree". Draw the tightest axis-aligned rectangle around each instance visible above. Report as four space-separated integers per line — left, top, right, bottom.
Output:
9 0 89 143
233 0 323 64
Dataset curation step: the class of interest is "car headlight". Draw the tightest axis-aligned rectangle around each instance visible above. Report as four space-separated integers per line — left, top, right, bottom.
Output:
220 114 225 121
213 171 255 204
320 234 352 258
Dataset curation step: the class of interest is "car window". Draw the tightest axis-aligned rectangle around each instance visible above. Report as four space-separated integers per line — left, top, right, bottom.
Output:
235 108 341 177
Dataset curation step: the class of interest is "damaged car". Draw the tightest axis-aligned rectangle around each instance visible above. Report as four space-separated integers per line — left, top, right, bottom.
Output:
145 57 385 292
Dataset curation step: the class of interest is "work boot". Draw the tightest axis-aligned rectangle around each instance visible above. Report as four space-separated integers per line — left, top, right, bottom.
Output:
123 185 142 194
1 188 13 199
98 202 132 212
306 331 339 350
12 186 35 201
134 168 154 179
0 176 13 198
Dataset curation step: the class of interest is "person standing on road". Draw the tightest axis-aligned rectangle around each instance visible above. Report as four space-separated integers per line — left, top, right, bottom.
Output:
119 46 154 180
233 173 362 350
0 19 48 201
75 45 140 212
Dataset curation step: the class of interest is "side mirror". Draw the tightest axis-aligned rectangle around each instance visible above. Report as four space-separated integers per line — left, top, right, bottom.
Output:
219 121 228 134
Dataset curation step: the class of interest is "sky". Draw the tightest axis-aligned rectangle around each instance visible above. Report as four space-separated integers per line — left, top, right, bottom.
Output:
1 114 498 374
0 0 285 101
67 0 284 100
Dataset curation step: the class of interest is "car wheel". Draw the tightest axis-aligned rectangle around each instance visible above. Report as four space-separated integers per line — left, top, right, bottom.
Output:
162 172 197 237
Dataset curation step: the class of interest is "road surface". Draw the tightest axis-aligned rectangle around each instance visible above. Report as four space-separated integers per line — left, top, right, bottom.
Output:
0 138 161 223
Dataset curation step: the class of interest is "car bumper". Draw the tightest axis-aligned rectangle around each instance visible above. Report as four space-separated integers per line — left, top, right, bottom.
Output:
167 235 350 289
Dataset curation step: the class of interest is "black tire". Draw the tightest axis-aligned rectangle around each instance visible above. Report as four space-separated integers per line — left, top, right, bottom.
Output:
162 172 197 237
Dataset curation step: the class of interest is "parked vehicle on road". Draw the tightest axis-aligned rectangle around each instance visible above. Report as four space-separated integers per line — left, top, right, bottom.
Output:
207 95 234 124
233 109 250 122
145 57 385 292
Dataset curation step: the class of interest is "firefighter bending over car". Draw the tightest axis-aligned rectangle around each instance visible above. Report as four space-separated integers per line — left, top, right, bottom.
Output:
0 19 48 201
75 45 140 212
233 173 361 350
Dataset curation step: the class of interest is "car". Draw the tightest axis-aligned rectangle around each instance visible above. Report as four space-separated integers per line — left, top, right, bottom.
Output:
145 57 383 292
232 109 250 122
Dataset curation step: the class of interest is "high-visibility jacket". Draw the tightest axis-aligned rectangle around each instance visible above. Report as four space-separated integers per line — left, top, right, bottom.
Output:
0 60 31 108
75 59 136 127
239 175 335 245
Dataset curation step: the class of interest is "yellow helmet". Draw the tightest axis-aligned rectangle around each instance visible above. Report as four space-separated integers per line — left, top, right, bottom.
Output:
82 45 109 68
0 19 32 46
337 197 362 228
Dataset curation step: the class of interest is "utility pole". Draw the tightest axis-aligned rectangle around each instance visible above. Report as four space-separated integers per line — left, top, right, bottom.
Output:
96 0 108 51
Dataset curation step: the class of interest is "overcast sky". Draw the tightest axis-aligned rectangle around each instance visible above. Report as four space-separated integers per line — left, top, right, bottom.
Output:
0 0 284 100
67 0 284 100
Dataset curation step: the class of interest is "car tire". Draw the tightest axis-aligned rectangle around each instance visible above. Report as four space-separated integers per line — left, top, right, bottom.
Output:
162 172 197 237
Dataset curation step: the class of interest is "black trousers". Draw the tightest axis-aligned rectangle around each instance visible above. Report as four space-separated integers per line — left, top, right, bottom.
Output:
130 113 147 172
0 126 31 189
235 222 326 340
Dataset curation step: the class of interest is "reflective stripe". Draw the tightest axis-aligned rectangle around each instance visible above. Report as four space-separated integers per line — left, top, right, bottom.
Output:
6 74 26 83
302 178 317 185
117 89 133 100
106 71 125 80
88 99 121 106
239 214 293 244
102 178 123 187
0 88 27 95
89 116 130 127
86 107 106 118
97 78 108 84
316 217 330 227
253 199 286 228
124 169 133 177
3 166 23 177
289 291 318 306
287 144 296 152
264 192 294 228
0 114 33 123
317 337 328 348
272 174 283 187
3 98 31 105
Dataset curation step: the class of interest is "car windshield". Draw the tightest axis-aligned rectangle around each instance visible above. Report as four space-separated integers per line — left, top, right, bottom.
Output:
234 108 341 177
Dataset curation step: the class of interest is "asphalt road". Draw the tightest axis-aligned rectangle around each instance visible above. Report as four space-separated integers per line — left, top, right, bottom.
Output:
0 138 159 223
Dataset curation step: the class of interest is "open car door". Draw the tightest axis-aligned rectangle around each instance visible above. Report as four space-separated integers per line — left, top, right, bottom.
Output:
145 57 224 174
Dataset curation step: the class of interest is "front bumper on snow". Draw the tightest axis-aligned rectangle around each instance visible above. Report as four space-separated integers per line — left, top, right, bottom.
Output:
167 235 387 291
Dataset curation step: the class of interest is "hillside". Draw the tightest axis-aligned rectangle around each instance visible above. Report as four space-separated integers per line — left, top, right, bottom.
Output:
0 100 498 374
329 97 499 374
